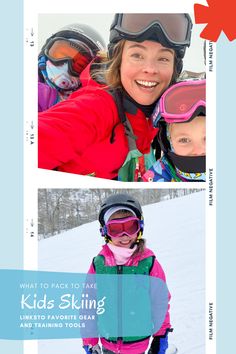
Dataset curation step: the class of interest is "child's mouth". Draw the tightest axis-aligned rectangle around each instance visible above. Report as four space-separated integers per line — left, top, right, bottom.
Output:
120 240 131 245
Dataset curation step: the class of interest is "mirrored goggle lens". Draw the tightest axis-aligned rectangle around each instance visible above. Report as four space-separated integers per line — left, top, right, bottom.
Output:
106 217 140 237
120 13 190 43
70 52 92 74
47 39 93 74
163 81 206 120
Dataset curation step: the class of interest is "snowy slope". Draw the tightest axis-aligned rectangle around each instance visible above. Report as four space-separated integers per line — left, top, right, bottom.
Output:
38 191 205 354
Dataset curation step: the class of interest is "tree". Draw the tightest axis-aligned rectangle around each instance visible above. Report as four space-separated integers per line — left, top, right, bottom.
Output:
38 189 203 239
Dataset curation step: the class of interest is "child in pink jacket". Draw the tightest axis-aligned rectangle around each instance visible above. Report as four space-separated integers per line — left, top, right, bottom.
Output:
83 193 172 354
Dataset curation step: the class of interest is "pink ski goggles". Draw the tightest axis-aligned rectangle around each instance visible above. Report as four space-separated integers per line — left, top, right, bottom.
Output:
152 79 206 125
104 216 143 238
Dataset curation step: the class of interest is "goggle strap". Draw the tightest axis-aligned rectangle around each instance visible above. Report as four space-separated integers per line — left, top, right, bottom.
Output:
100 225 107 237
38 55 47 71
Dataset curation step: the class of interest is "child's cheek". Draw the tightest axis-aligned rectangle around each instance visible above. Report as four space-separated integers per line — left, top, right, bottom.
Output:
172 143 186 156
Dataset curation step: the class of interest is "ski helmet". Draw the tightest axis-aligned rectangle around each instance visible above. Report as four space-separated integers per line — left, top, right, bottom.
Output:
99 193 143 227
39 23 106 59
38 23 106 81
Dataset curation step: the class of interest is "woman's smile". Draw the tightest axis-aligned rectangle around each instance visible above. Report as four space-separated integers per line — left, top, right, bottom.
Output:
135 80 159 88
120 40 174 105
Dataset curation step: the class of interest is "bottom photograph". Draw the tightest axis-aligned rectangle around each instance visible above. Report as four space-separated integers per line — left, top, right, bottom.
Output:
37 188 205 354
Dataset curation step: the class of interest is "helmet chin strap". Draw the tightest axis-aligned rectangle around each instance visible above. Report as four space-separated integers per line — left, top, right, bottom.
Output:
135 231 142 244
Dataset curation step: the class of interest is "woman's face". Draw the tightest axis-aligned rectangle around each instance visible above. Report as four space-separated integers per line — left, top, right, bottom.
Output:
169 115 206 156
120 40 175 105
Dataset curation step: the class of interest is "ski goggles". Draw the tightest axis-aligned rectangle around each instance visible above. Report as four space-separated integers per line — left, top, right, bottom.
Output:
104 216 142 238
152 79 206 126
111 13 192 47
44 37 94 76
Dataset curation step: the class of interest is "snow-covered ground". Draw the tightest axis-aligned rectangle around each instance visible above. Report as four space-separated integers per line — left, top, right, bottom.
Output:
38 191 205 354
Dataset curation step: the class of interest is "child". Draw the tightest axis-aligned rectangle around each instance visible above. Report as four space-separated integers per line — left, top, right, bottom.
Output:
83 193 171 354
38 23 106 111
142 79 206 182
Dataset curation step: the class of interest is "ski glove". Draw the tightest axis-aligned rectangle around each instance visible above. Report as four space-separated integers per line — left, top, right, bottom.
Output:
148 333 168 354
83 344 102 354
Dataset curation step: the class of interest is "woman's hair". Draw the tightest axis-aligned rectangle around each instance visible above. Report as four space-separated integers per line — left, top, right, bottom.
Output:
91 40 125 89
104 40 126 88
92 39 180 89
172 55 181 84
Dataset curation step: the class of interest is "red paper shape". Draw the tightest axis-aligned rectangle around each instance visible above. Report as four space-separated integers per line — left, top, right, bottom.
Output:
194 0 236 41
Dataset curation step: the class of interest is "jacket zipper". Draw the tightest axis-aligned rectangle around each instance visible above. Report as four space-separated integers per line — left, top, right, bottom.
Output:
117 265 123 353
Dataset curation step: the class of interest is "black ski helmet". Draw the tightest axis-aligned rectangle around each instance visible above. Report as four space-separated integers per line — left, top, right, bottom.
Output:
99 193 143 227
39 23 106 59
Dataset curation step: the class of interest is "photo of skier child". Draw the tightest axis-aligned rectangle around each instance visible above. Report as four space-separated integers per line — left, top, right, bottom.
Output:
83 193 172 354
142 79 206 182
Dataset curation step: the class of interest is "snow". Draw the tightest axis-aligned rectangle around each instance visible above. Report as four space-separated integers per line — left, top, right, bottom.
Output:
38 191 205 354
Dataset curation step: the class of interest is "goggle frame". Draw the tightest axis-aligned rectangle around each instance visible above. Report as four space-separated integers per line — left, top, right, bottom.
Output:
152 79 206 126
112 13 192 47
103 216 143 238
44 37 93 77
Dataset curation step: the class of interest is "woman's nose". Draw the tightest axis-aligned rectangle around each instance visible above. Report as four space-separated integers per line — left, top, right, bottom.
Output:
142 60 159 74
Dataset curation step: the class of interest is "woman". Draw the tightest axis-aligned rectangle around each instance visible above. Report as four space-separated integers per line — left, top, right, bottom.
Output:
38 14 193 181
38 23 106 111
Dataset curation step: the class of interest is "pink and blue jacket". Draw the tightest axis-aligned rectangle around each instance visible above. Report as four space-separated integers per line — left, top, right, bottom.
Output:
83 244 171 354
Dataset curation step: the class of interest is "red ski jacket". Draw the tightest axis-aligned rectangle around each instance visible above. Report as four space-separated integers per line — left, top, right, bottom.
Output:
38 65 158 180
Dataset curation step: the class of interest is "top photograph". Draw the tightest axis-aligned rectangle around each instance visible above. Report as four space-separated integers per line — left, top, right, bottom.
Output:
38 13 206 182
